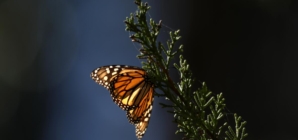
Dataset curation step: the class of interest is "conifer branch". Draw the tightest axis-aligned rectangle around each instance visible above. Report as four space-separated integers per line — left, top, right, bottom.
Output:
124 1 248 139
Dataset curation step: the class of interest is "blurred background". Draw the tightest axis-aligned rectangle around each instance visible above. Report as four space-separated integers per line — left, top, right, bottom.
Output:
0 0 297 140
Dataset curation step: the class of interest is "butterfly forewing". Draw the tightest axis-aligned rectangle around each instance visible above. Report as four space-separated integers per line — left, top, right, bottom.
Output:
91 65 120 89
92 65 143 110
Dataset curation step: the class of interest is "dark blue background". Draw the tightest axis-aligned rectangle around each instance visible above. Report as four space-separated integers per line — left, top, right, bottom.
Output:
0 0 180 140
1 0 298 140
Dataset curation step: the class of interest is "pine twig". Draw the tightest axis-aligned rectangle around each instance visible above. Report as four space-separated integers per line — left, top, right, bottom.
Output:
124 1 248 139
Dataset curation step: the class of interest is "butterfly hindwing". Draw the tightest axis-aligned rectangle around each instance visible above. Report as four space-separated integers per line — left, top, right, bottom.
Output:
127 84 154 140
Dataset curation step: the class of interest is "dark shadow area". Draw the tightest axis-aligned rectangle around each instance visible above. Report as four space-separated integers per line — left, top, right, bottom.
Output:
1 0 297 140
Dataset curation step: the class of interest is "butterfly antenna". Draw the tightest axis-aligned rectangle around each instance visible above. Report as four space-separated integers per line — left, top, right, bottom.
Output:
128 31 141 51
161 22 175 32
147 11 152 20
146 11 175 33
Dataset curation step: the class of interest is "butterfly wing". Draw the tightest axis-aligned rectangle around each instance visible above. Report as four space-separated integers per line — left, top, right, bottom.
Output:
91 65 154 139
126 84 154 139
91 65 151 110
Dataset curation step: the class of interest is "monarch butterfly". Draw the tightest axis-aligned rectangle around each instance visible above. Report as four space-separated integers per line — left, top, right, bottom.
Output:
90 65 154 140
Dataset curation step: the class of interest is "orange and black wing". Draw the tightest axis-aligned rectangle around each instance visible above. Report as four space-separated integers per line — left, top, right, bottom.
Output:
91 65 152 110
126 83 154 140
91 65 154 139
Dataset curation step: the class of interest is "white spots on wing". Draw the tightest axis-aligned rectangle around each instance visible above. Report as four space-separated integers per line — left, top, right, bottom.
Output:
144 117 148 122
105 82 108 85
106 68 110 74
103 76 108 81
114 68 119 71
116 65 121 68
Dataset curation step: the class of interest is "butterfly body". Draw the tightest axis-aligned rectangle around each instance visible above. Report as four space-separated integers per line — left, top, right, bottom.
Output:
91 65 154 140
